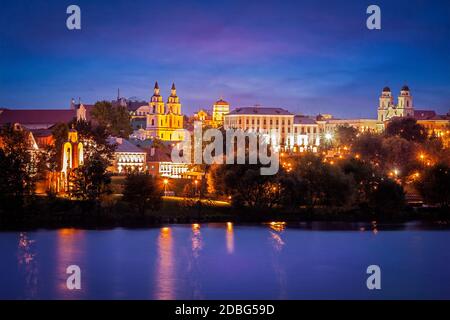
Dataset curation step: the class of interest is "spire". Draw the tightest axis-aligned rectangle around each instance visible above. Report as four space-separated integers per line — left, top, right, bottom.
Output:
170 82 177 96
153 81 160 96
117 88 120 100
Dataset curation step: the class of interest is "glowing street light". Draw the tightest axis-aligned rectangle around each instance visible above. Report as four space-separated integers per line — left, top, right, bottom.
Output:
163 179 169 194
325 133 333 140
194 179 199 195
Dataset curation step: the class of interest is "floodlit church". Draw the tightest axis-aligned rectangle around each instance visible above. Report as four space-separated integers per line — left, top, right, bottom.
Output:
131 82 184 141
377 86 414 122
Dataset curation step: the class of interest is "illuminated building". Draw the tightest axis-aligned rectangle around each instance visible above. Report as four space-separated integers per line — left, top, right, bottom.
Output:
132 82 185 141
146 146 189 178
224 107 295 150
192 98 230 128
193 109 213 127
108 137 146 173
378 86 414 122
293 115 320 152
212 98 230 126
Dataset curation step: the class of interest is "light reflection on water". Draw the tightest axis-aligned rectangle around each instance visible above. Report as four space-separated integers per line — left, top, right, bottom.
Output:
17 233 38 299
154 227 174 300
1 221 450 299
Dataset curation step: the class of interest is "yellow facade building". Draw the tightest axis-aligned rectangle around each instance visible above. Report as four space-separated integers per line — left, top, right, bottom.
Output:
212 98 230 126
132 82 184 141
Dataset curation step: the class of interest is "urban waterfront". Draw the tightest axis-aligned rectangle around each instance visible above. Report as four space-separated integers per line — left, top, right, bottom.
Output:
1 222 450 300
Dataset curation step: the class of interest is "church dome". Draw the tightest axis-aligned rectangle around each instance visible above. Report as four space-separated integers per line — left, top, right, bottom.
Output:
382 86 391 92
401 85 410 91
215 98 229 106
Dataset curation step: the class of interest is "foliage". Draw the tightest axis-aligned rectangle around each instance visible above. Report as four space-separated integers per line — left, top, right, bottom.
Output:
415 163 450 208
282 154 354 209
211 163 281 209
334 125 358 147
381 136 418 177
385 117 427 142
122 173 162 214
352 132 384 166
90 100 133 137
340 158 380 206
0 124 38 209
368 179 405 214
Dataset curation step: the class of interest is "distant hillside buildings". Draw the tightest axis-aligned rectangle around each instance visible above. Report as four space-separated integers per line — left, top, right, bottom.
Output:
223 86 449 151
1 83 449 185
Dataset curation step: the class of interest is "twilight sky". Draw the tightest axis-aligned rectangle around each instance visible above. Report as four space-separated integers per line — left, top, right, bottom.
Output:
1 0 449 118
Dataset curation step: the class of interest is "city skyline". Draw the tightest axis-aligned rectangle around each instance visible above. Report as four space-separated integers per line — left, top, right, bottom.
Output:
1 0 450 118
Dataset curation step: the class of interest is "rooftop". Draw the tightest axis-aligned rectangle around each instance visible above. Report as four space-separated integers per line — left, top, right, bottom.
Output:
108 137 146 153
0 108 77 128
294 115 317 125
228 107 292 116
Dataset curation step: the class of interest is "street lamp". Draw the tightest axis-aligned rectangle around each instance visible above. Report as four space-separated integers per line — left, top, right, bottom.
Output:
163 179 168 195
194 179 198 196
325 133 333 141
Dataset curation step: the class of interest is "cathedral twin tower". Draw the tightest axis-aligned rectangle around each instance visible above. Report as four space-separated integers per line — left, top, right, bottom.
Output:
377 85 414 122
145 82 184 141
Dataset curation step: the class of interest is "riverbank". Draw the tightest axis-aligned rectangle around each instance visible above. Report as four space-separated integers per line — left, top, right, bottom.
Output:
0 196 448 230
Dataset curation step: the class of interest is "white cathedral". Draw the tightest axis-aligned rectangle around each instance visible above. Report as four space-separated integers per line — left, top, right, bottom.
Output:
377 85 414 122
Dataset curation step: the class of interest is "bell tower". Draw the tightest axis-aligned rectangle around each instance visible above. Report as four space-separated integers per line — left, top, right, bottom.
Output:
150 81 165 114
378 87 393 121
167 83 181 115
397 85 414 118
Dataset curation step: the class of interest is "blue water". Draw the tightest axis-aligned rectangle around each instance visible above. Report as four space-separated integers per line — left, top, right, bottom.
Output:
0 222 450 299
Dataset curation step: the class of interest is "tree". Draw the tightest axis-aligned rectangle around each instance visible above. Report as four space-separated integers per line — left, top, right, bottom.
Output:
385 117 427 143
369 179 405 214
284 154 353 209
340 158 380 206
67 148 112 201
415 163 450 208
335 125 358 147
212 163 281 209
60 121 116 202
122 173 162 214
90 101 133 138
381 136 418 178
352 132 384 166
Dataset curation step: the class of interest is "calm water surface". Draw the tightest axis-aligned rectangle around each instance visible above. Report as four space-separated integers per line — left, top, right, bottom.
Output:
1 222 450 299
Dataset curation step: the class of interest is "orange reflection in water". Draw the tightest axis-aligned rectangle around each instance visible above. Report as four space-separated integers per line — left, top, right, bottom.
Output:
191 224 203 258
268 221 286 232
17 232 38 299
56 228 86 297
226 222 234 254
155 227 175 300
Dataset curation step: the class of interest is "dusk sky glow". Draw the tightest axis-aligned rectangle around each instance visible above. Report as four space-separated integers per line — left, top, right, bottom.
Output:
1 0 450 117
